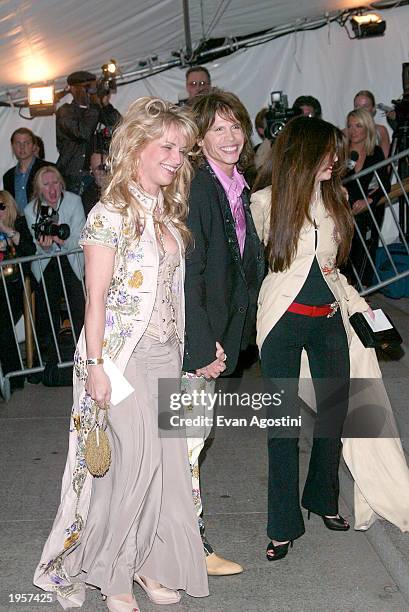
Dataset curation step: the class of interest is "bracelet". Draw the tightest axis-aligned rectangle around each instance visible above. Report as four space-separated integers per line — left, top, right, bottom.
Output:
86 357 104 366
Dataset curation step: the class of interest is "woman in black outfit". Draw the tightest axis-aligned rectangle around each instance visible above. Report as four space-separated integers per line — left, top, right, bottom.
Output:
0 190 35 392
251 117 374 561
345 108 390 286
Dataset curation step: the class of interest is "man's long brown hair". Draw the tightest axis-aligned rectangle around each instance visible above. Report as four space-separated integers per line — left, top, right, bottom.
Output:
266 116 353 273
189 89 254 173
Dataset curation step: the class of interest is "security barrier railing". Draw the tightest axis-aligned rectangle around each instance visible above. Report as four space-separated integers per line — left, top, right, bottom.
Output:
342 147 409 296
0 248 84 401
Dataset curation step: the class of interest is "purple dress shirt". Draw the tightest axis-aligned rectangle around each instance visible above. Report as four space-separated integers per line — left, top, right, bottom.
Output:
207 159 248 257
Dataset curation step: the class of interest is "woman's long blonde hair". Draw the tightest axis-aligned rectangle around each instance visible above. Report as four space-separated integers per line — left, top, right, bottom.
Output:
103 97 198 246
346 108 377 156
32 166 66 214
0 190 18 228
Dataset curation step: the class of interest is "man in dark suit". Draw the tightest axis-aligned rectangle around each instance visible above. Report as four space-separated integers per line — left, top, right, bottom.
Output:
183 90 264 575
3 128 52 213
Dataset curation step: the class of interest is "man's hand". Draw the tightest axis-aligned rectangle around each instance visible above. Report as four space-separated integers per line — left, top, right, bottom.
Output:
53 236 66 247
195 342 227 379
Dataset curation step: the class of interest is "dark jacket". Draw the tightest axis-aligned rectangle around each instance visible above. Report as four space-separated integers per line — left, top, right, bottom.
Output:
56 101 121 178
345 145 390 207
183 162 264 375
3 157 53 203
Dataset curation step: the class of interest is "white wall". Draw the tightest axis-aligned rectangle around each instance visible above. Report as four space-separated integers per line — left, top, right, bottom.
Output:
1 5 407 182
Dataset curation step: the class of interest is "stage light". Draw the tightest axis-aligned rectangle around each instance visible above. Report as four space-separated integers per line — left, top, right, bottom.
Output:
102 60 118 76
351 12 386 38
28 83 55 116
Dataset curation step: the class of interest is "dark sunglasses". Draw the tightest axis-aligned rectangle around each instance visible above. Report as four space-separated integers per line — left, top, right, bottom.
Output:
0 203 6 210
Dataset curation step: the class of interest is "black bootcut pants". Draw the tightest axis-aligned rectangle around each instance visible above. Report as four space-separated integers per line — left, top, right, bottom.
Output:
260 310 350 542
35 256 84 362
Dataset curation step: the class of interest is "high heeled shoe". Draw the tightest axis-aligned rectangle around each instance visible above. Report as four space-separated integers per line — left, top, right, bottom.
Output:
266 540 293 561
106 595 140 612
307 510 350 531
134 574 181 605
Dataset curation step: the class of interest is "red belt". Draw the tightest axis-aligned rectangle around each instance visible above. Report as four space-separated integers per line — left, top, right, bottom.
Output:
287 301 336 317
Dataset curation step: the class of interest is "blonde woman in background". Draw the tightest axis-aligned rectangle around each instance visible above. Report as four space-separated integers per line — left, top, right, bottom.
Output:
34 98 208 611
345 108 390 286
0 190 35 392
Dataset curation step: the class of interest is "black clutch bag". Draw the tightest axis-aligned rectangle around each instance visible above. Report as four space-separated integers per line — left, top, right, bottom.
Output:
349 311 402 349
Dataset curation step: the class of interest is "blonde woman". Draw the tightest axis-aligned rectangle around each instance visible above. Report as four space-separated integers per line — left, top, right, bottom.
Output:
33 98 208 611
24 166 86 359
345 108 390 285
0 190 35 392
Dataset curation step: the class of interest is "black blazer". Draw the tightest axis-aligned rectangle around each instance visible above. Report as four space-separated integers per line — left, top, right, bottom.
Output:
2 158 53 203
183 162 264 375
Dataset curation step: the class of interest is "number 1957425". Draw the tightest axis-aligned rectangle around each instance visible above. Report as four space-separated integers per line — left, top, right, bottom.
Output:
9 593 53 603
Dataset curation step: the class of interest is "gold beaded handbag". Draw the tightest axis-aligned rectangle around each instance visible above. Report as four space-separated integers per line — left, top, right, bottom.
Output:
84 403 111 477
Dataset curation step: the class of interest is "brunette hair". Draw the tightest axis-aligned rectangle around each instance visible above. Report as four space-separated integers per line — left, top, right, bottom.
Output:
266 116 353 272
0 190 18 228
346 108 377 156
32 166 65 213
103 97 198 247
185 66 211 82
10 127 35 144
255 107 268 135
189 89 254 173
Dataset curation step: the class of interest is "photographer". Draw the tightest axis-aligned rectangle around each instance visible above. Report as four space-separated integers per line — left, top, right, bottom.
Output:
24 166 85 361
81 150 107 216
56 70 120 195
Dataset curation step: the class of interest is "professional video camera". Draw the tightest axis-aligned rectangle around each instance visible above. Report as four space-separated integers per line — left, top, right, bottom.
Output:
378 62 409 128
95 61 118 99
264 91 297 141
93 126 114 154
32 205 70 241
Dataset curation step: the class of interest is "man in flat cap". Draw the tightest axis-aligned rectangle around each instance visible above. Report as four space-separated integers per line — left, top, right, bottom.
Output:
56 70 121 195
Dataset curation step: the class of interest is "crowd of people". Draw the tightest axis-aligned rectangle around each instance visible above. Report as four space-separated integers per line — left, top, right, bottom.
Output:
1 65 408 611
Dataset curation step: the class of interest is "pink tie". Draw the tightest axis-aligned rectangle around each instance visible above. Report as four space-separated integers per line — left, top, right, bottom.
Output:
230 188 246 257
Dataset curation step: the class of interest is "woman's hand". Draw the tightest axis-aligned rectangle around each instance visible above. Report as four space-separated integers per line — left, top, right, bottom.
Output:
86 365 112 406
352 198 372 216
38 235 54 249
366 306 375 320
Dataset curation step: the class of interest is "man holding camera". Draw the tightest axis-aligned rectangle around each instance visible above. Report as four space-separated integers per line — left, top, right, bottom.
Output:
56 70 120 195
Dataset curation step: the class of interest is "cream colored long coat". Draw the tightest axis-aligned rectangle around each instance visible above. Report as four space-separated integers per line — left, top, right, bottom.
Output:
34 185 187 604
251 186 409 532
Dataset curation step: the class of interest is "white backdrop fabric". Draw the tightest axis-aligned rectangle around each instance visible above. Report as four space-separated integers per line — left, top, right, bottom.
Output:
1 5 408 182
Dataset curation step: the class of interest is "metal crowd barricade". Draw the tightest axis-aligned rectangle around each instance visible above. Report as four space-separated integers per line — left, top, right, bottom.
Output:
342 147 409 297
0 248 85 401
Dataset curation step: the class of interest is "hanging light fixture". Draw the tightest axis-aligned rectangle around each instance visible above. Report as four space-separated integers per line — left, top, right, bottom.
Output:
350 12 386 38
28 83 55 116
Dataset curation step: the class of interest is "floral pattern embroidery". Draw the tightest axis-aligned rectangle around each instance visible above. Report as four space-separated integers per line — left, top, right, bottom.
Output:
321 256 337 279
79 213 118 249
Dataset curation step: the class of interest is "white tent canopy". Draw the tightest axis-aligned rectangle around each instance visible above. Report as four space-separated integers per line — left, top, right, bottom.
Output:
1 1 408 180
0 0 369 93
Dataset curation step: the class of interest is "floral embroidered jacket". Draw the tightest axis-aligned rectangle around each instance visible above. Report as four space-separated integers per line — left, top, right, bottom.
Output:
33 184 185 606
250 185 368 350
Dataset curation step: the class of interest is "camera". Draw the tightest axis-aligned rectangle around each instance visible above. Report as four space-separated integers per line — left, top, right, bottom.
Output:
96 75 117 99
32 205 70 241
93 126 114 154
264 91 297 141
